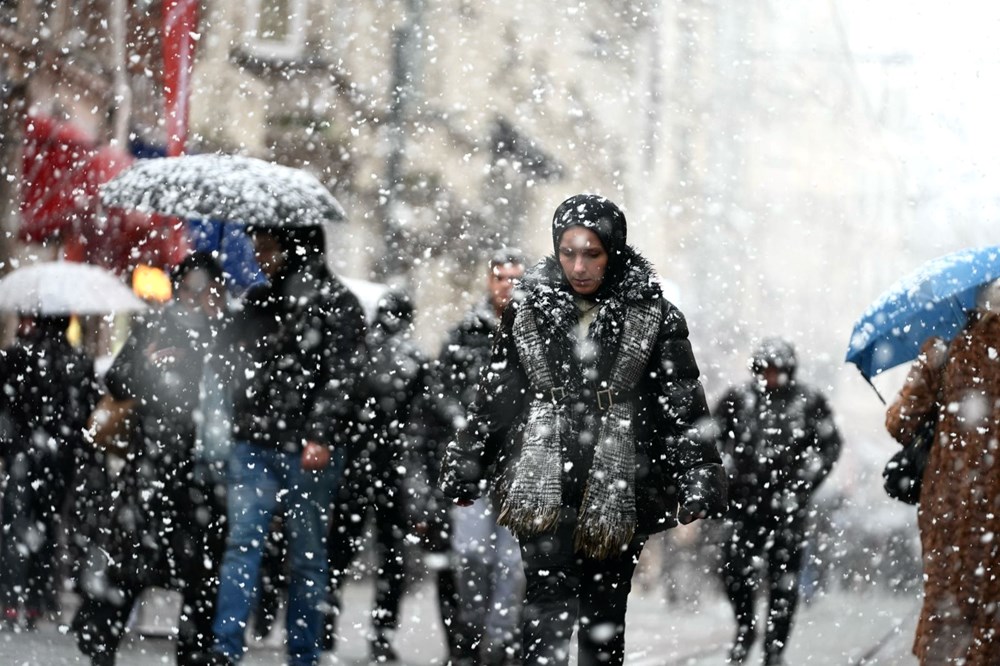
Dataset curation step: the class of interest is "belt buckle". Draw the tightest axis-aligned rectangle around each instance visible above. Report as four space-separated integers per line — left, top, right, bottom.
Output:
550 387 566 403
597 388 613 410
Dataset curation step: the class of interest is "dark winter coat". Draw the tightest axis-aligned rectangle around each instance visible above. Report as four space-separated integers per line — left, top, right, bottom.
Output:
361 322 430 464
0 321 99 459
712 379 841 524
407 301 497 547
345 314 431 510
228 261 367 453
85 303 229 594
435 299 497 427
886 313 1000 666
439 252 726 553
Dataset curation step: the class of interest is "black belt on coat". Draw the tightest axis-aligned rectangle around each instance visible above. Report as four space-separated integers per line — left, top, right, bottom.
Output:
534 386 636 411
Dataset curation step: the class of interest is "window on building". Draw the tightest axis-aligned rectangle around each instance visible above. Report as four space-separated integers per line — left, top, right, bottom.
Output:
243 0 306 60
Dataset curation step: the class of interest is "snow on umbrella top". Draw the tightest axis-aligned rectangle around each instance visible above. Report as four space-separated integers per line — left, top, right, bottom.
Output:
0 261 148 315
99 154 347 227
845 245 1000 380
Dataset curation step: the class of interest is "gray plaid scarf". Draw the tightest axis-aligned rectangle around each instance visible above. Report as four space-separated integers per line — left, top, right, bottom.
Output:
499 299 661 559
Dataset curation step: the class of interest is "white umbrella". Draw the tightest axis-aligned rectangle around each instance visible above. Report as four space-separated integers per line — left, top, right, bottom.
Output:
99 154 347 227
0 261 148 315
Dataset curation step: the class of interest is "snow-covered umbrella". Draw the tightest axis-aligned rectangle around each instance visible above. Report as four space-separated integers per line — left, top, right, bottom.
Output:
99 154 347 227
0 261 148 315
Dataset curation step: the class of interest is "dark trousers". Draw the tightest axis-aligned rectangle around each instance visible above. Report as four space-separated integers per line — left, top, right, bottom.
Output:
722 514 806 664
327 458 408 643
0 448 68 614
72 480 226 666
518 513 646 666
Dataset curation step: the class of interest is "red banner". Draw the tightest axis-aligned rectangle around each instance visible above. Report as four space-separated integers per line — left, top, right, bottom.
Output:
163 0 200 157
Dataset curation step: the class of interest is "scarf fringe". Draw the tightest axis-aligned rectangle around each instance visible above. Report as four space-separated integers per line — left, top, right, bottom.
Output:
497 500 562 538
572 515 636 560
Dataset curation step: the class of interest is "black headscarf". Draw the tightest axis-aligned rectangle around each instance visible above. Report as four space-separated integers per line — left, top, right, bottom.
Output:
551 194 629 300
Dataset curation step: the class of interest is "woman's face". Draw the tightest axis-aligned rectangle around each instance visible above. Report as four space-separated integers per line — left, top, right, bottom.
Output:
558 227 608 296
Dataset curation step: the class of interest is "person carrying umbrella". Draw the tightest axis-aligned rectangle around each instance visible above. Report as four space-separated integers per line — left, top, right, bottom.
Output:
884 279 1000 665
709 337 842 665
206 224 367 666
71 252 232 666
0 314 100 629
438 194 727 666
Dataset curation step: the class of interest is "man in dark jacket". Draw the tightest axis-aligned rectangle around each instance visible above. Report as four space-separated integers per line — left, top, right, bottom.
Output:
712 338 842 666
432 249 526 666
326 289 429 662
208 226 367 666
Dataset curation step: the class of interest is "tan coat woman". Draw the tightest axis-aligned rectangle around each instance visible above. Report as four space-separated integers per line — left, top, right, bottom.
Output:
886 307 1000 665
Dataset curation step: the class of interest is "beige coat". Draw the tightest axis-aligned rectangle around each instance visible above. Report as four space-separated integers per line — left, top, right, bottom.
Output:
886 311 1000 665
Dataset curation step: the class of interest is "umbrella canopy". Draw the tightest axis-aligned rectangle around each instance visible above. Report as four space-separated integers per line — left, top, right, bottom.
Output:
0 262 148 315
846 245 1000 380
99 154 347 227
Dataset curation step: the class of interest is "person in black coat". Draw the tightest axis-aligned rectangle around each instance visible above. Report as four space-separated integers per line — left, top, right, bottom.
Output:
325 288 429 662
0 314 99 628
439 194 727 666
434 248 527 666
710 338 842 666
72 252 231 666
208 225 367 666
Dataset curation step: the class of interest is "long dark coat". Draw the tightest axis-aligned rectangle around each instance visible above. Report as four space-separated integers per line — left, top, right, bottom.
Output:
439 252 726 550
80 302 228 595
886 311 1000 666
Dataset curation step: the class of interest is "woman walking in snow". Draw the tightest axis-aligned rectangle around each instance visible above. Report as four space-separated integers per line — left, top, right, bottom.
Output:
439 193 727 666
886 279 1000 665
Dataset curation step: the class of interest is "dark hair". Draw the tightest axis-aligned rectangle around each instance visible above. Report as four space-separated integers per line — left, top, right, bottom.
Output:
489 247 526 270
171 251 224 292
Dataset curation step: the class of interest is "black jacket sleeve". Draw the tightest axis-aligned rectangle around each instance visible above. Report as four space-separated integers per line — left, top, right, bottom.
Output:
652 301 727 517
797 390 842 493
438 302 528 501
304 286 368 450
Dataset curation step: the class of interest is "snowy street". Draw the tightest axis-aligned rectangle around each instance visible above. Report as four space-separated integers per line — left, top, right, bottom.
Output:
0 579 919 665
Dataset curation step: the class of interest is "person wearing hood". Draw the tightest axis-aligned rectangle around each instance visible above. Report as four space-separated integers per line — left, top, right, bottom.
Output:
72 252 232 666
0 314 99 630
711 338 842 665
439 194 727 666
207 226 367 666
325 288 429 662
885 280 1000 665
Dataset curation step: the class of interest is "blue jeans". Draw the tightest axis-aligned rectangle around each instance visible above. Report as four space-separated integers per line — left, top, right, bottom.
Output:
213 442 333 666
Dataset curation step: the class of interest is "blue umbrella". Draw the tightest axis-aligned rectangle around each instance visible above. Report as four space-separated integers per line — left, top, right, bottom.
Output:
846 245 1000 389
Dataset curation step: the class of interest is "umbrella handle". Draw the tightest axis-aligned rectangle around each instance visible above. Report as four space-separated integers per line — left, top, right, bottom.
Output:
858 368 887 405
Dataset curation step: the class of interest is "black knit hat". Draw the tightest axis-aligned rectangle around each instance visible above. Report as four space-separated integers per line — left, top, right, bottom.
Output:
551 194 627 257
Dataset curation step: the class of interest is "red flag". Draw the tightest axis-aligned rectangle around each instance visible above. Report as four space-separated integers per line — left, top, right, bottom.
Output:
163 0 200 157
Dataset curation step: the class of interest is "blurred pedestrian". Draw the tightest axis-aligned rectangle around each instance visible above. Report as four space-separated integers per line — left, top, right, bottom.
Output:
71 252 231 666
434 247 527 665
711 337 841 665
0 314 99 629
206 226 366 666
325 288 429 662
885 279 1000 665
439 194 727 666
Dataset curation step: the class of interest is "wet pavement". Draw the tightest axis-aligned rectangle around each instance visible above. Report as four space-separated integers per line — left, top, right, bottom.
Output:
0 578 919 665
